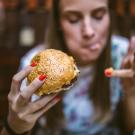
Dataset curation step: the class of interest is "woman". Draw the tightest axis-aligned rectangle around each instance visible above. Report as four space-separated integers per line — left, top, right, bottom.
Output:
1 0 135 135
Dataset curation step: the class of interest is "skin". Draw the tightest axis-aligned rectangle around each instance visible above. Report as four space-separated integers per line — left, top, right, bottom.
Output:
121 37 135 130
1 0 135 134
60 0 110 66
121 37 135 93
4 66 61 134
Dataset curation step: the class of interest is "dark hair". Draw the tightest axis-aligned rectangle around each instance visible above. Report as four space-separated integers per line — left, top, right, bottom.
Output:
46 0 68 52
45 0 112 131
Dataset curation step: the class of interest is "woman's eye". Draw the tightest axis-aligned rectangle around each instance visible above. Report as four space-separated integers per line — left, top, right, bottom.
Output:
68 16 80 23
92 10 106 20
94 14 104 20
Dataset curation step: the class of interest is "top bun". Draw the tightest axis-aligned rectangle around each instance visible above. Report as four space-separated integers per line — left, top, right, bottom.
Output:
27 49 79 96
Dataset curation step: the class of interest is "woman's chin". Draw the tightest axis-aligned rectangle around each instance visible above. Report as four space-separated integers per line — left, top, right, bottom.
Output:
78 58 97 67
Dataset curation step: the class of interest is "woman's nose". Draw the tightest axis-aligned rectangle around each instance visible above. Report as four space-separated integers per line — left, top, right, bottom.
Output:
82 18 95 39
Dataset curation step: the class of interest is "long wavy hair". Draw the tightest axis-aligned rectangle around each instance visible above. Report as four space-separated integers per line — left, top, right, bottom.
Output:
45 0 113 132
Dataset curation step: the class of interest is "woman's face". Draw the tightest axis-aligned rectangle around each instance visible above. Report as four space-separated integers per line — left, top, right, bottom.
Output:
60 0 110 66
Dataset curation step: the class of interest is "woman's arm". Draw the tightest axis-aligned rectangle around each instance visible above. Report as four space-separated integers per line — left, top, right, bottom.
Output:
122 94 135 131
0 65 60 135
121 37 135 131
1 128 10 135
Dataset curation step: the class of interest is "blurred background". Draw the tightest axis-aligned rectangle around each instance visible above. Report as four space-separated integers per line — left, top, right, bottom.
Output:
0 0 135 132
0 0 52 127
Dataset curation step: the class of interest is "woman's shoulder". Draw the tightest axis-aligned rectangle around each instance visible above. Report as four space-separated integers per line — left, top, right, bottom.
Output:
19 44 46 69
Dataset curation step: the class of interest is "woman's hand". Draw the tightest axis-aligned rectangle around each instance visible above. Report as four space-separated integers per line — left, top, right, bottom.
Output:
7 66 60 134
121 37 135 95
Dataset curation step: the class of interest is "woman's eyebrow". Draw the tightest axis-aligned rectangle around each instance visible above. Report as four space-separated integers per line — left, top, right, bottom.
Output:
62 10 80 15
61 10 81 17
92 7 108 13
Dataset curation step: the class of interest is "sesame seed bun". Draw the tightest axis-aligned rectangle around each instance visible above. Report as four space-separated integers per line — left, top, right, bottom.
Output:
27 49 79 96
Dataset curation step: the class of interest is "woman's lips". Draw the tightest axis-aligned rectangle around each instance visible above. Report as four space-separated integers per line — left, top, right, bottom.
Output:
84 43 100 51
90 43 100 50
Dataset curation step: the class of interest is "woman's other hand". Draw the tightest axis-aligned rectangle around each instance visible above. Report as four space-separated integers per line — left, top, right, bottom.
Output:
7 66 61 134
121 36 135 95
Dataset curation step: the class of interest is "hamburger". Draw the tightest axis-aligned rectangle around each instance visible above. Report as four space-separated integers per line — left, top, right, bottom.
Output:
27 49 79 96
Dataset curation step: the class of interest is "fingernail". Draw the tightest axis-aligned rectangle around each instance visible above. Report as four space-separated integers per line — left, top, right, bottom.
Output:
31 62 37 67
54 95 61 100
39 75 47 81
104 67 113 77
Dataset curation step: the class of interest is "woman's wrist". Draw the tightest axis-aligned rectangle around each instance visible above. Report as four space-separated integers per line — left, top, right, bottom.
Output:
122 88 135 98
1 128 10 135
4 117 30 135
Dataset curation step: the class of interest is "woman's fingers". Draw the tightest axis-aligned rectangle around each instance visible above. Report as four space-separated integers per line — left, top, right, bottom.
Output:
128 36 135 54
128 37 135 70
27 93 59 114
132 52 135 71
121 55 132 69
17 76 46 104
8 66 33 106
120 37 135 92
121 37 135 70
121 37 135 91
10 66 33 95
31 97 61 121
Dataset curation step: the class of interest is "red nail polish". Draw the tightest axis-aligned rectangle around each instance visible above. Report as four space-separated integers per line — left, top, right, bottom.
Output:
31 62 37 67
39 75 47 81
104 68 113 77
54 95 61 100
